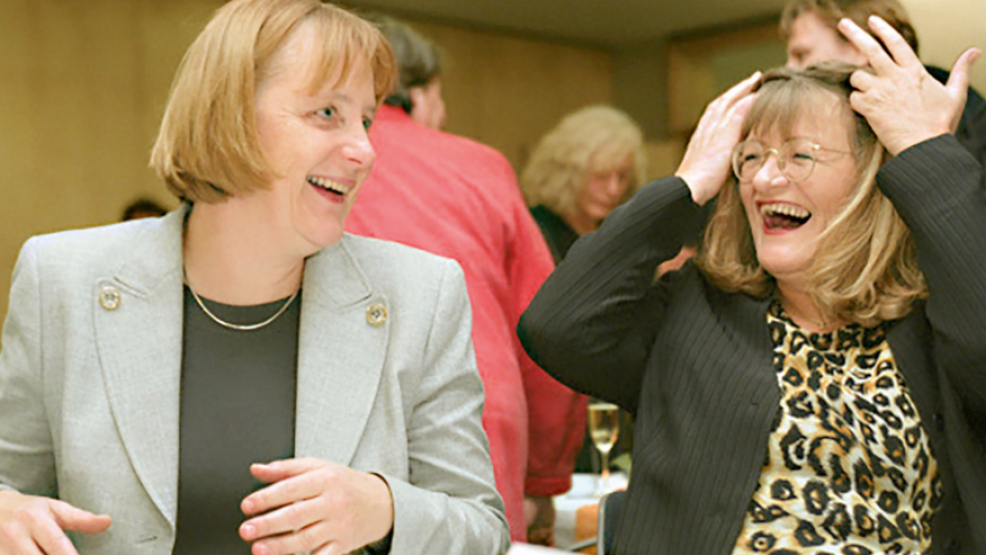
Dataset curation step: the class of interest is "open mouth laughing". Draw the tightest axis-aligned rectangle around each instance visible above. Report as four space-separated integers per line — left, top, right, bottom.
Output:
759 202 811 230
307 175 351 197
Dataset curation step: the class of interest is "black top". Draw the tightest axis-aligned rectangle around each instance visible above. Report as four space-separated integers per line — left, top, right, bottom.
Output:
173 287 301 554
519 135 986 555
529 205 580 265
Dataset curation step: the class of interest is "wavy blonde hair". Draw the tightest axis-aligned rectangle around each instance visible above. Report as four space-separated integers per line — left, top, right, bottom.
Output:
697 63 927 326
150 0 395 203
520 106 647 216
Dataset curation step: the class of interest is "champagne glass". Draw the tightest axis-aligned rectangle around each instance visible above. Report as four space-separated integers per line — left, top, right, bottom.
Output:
587 399 620 496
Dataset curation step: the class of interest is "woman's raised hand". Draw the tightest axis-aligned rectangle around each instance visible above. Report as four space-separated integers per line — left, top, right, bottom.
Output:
675 71 761 206
838 16 980 156
239 458 394 555
0 490 111 555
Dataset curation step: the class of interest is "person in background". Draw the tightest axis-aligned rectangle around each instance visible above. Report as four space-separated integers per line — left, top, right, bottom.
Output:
346 15 585 547
519 105 647 476
0 1 509 553
374 16 446 130
520 106 647 264
781 0 986 166
121 197 168 221
520 15 985 555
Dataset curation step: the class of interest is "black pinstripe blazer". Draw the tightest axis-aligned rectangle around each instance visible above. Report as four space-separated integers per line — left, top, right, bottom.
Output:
519 135 986 555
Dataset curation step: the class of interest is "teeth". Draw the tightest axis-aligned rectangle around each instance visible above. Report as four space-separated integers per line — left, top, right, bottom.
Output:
307 176 351 195
760 203 810 220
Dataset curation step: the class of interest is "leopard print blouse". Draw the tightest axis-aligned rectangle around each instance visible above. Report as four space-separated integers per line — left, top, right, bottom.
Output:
732 302 942 555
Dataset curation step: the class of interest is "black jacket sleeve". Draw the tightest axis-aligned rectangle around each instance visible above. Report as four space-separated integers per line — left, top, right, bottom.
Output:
517 177 704 412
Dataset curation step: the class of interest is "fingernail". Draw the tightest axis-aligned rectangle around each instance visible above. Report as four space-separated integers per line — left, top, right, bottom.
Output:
241 524 256 539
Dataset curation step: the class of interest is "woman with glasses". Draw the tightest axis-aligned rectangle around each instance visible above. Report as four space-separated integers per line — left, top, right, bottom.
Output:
519 16 985 555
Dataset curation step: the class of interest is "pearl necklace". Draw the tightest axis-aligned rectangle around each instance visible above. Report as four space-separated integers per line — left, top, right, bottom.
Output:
184 269 299 332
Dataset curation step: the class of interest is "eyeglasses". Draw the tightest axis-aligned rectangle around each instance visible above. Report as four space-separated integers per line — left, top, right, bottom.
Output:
731 138 851 184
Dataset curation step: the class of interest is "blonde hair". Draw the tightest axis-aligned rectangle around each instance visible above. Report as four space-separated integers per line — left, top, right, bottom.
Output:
697 63 927 326
150 0 395 203
520 106 647 217
779 0 918 54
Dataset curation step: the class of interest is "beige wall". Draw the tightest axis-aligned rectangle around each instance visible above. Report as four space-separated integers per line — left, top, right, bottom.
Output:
0 0 219 325
900 0 986 94
405 19 613 169
0 2 614 323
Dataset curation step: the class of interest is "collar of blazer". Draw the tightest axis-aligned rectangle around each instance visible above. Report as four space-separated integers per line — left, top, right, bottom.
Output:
92 203 387 529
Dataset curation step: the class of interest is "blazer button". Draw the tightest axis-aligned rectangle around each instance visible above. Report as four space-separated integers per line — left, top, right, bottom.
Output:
366 303 387 326
98 286 121 311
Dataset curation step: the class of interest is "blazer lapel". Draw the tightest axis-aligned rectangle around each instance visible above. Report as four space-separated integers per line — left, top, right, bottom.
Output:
93 208 186 529
295 236 389 465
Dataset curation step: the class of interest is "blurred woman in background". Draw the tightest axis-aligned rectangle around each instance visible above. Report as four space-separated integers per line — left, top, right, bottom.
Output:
521 106 647 264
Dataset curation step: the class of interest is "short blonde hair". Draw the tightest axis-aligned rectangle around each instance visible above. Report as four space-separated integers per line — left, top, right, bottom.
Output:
520 106 647 217
150 0 395 203
697 63 927 326
779 0 918 54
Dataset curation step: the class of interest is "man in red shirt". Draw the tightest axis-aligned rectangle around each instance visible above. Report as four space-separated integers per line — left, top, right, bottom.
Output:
346 16 586 545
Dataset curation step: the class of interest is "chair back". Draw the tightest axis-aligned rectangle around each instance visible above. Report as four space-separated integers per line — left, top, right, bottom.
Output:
597 489 628 555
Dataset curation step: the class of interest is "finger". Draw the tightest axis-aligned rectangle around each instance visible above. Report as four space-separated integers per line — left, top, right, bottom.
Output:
240 497 321 541
31 521 80 555
250 458 325 484
837 18 895 75
49 501 112 535
242 475 322 517
849 69 878 92
848 90 871 118
250 520 332 555
866 15 921 68
313 541 342 555
946 48 981 98
0 528 46 555
719 71 762 109
727 93 758 125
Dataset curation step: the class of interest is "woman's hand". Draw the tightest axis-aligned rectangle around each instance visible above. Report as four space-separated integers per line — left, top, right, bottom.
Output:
838 16 980 156
239 458 394 555
0 490 111 555
675 71 760 205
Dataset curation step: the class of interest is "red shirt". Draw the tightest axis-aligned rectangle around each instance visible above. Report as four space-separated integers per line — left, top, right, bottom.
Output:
347 105 586 540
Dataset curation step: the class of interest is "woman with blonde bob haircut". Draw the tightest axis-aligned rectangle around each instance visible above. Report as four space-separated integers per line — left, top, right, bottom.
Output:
0 0 509 553
521 106 646 262
520 16 986 555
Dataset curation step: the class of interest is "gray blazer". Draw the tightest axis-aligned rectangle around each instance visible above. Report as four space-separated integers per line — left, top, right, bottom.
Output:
0 206 509 554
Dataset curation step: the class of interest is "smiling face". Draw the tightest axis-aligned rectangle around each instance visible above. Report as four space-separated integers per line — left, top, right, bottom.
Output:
246 24 378 256
786 11 868 68
739 92 859 289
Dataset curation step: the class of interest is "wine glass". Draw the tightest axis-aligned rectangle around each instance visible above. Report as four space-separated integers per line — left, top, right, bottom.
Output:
587 399 620 496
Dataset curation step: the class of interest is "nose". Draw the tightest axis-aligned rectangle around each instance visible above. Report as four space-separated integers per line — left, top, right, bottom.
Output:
751 151 788 190
344 122 376 169
605 172 624 196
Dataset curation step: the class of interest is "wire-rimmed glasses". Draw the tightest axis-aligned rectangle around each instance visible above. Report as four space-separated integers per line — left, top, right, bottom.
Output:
731 138 851 184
